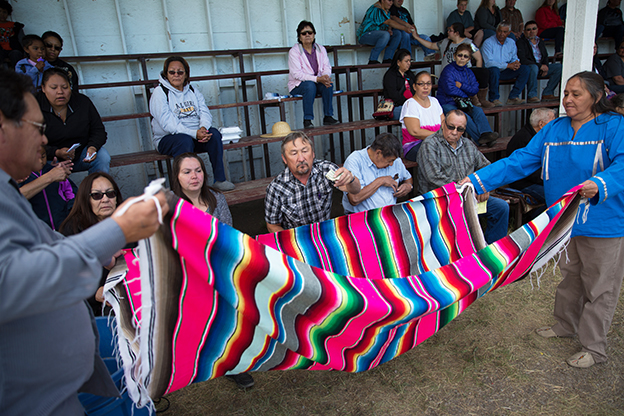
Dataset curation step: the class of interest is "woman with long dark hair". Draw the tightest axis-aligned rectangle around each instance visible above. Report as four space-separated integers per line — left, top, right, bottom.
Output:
382 49 416 120
60 172 123 314
171 153 232 226
464 72 624 368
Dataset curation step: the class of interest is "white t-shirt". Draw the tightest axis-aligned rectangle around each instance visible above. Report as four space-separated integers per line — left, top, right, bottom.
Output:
399 96 443 148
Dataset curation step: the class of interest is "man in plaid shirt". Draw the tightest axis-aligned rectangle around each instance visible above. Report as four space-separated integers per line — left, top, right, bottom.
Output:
265 132 361 233
416 110 509 244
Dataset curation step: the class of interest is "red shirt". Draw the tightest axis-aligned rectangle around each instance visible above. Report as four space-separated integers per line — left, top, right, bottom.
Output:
535 6 563 35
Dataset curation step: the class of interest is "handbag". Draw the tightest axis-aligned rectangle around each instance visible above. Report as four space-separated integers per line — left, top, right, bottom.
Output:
373 98 394 120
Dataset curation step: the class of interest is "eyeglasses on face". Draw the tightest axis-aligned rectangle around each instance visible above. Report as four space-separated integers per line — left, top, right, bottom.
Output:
416 82 432 86
300 31 315 36
445 122 466 133
456 54 470 59
168 70 185 76
525 27 538 31
45 43 62 51
90 190 117 200
21 119 47 135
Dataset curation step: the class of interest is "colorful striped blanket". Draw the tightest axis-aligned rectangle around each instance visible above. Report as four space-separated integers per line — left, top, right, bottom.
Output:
104 183 581 408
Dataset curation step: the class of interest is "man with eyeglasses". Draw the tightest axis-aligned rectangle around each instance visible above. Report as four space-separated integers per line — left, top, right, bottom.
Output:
417 109 509 244
0 69 169 415
516 20 562 101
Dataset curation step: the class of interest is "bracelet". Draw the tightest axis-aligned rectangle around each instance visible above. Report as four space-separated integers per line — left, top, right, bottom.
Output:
349 176 356 184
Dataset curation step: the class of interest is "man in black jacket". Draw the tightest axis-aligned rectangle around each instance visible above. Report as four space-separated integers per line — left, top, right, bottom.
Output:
506 107 556 204
597 0 624 49
516 20 562 102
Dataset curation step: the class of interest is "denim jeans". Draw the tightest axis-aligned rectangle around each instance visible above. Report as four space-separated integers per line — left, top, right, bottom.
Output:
539 27 564 53
392 105 403 121
441 103 492 143
488 65 531 101
481 195 509 244
596 24 624 49
527 62 562 98
394 30 436 56
72 146 111 174
157 128 226 182
359 29 402 62
290 80 334 121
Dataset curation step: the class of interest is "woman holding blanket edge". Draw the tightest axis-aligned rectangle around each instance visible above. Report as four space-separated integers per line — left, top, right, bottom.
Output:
462 72 624 368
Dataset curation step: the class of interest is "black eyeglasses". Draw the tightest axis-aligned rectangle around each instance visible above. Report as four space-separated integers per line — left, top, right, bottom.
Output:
168 70 185 76
416 82 432 86
21 119 46 135
526 27 538 31
300 31 315 36
90 190 117 200
45 43 62 51
445 122 466 133
456 54 470 59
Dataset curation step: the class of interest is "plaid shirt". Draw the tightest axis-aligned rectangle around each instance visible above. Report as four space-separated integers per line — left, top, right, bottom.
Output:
265 159 339 229
501 7 524 34
416 130 490 195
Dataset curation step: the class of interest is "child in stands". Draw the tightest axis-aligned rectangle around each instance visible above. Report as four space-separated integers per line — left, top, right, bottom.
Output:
15 34 52 89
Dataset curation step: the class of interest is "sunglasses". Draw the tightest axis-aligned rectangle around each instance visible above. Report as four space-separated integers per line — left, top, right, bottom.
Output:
445 122 466 133
21 119 46 135
45 43 62 51
90 190 117 200
526 27 538 31
456 54 470 59
168 70 185 76
300 31 315 36
416 82 432 86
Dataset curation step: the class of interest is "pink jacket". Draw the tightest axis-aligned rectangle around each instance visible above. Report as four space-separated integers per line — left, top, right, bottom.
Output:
287 43 332 92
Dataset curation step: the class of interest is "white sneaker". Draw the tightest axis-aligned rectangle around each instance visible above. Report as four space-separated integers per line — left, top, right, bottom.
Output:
213 180 235 191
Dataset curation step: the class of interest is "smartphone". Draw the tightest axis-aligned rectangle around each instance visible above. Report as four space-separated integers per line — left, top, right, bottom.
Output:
68 143 81 152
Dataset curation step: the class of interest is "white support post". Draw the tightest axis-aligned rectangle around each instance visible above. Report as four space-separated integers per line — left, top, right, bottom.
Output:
559 0 600 116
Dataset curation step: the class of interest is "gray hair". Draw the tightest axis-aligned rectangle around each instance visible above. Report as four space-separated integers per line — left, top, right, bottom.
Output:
529 107 556 127
280 132 314 155
445 109 468 123
496 21 511 30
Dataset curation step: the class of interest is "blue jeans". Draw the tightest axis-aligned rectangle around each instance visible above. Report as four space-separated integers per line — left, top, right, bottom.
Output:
359 29 402 62
488 65 531 101
392 105 402 121
72 146 111 174
441 103 492 143
395 30 436 56
157 128 226 182
527 62 562 98
290 80 334 121
597 24 624 49
539 27 564 53
481 195 509 244
482 29 496 42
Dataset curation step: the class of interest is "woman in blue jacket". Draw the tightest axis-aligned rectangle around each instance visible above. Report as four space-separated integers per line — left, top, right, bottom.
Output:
437 44 498 146
464 72 624 368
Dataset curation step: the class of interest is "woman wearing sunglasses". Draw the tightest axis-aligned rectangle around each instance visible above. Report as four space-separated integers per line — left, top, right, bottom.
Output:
37 67 111 174
42 31 79 92
288 20 338 129
150 56 234 191
436 44 498 147
398 71 443 161
59 172 123 315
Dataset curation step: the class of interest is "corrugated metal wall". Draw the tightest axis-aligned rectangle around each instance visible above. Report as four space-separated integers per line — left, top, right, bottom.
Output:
10 0 574 194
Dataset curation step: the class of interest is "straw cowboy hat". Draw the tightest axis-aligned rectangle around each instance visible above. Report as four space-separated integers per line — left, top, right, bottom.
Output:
260 121 294 138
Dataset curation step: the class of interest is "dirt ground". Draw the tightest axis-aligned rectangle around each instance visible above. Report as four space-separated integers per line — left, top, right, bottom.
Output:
155 197 624 416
